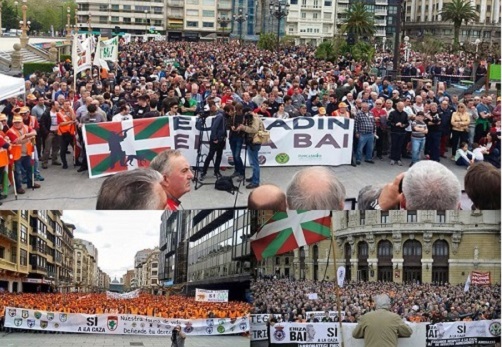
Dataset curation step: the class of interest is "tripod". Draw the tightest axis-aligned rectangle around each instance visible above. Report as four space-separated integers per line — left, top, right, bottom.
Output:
192 116 214 190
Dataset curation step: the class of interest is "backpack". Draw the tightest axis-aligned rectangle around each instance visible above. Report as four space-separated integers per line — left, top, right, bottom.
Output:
215 176 239 194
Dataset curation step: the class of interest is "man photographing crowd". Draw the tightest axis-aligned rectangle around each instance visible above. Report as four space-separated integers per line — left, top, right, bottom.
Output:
170 325 186 347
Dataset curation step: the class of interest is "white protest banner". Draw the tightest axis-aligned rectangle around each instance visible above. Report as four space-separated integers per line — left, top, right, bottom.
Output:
307 293 318 300
337 266 346 288
425 320 501 346
72 35 92 74
4 307 249 336
306 311 346 321
250 314 283 341
83 116 354 179
270 322 341 345
99 36 119 62
195 289 229 302
106 289 140 300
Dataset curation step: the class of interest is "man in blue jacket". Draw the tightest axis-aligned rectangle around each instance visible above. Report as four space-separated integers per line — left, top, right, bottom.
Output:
200 104 232 180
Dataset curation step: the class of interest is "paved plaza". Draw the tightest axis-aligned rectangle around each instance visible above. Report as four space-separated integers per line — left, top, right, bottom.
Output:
1 332 250 347
0 157 468 210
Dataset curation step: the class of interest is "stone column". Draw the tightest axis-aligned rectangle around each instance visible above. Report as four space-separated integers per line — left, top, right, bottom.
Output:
48 42 58 63
422 259 433 283
392 258 404 284
10 43 22 71
367 258 378 282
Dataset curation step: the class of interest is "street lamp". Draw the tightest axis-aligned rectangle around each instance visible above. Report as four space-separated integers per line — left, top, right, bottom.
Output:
474 38 481 55
403 36 411 61
269 0 290 53
19 0 30 48
87 11 92 33
232 7 246 43
382 37 386 52
144 10 148 34
73 12 78 33
217 16 231 42
66 6 71 40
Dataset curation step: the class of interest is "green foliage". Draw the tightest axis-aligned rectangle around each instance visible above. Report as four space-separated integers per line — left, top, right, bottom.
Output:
23 62 55 77
257 33 277 51
60 54 71 62
440 0 478 47
315 36 375 66
341 1 376 41
1 0 17 31
412 35 445 56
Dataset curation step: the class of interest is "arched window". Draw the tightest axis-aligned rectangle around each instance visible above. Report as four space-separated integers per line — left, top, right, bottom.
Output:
378 240 392 257
403 240 422 256
358 242 368 257
433 240 449 257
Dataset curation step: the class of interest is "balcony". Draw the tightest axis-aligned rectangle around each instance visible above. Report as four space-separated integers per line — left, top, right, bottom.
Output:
375 9 387 15
168 0 184 7
0 224 17 243
218 0 232 10
167 11 183 19
375 19 386 26
31 265 48 273
0 258 17 272
375 0 388 4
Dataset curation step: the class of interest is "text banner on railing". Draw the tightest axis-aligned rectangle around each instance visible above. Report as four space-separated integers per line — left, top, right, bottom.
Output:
471 271 491 285
426 320 501 347
250 314 283 341
195 288 229 302
105 289 140 300
305 311 346 321
4 307 249 336
83 116 354 178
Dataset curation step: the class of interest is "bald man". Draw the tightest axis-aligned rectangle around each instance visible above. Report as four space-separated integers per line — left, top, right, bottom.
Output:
248 184 287 211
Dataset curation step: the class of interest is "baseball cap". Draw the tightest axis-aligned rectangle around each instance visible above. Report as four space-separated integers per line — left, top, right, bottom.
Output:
19 106 30 114
338 102 348 108
0 114 7 121
27 94 36 101
12 115 23 123
318 107 326 115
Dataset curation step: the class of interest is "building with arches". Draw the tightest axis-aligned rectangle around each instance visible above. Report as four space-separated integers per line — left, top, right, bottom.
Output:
255 210 500 285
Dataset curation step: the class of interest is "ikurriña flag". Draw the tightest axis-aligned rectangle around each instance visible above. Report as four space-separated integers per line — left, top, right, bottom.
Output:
250 210 332 261
82 117 171 178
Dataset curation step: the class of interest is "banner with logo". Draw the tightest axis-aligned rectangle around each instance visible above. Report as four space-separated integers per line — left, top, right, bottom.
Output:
195 289 229 302
270 322 341 346
307 293 318 300
106 289 140 300
250 314 283 341
306 311 346 321
471 271 491 285
426 320 501 347
4 307 249 336
83 116 354 179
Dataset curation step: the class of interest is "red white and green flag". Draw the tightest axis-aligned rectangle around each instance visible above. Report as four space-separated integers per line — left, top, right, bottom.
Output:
251 210 332 261
82 117 171 178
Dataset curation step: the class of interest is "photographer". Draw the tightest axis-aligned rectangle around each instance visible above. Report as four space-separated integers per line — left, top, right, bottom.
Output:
236 108 261 189
229 103 245 181
425 102 442 162
171 325 186 347
200 104 232 180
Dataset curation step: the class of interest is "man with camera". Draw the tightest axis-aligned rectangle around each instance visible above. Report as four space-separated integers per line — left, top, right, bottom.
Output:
200 104 233 181
171 325 186 347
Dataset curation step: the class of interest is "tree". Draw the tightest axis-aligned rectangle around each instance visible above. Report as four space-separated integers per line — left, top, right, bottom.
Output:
341 1 375 42
1 0 17 31
440 0 478 47
257 33 277 51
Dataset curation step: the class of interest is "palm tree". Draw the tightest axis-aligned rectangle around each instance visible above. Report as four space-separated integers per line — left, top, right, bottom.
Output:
440 0 478 47
341 2 375 42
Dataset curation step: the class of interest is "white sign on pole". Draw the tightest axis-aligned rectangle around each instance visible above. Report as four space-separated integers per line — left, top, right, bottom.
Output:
195 289 229 302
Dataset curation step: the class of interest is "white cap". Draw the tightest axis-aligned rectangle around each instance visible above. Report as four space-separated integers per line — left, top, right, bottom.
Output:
412 305 419 312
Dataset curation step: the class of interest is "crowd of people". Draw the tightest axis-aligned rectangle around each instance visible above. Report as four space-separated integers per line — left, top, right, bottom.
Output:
0 39 499 207
251 278 501 324
0 292 251 321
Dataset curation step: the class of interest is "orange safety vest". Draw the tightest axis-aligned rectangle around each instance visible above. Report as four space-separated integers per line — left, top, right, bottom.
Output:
57 112 75 136
7 125 33 158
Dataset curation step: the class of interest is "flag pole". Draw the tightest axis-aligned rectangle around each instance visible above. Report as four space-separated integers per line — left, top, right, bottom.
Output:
329 212 344 347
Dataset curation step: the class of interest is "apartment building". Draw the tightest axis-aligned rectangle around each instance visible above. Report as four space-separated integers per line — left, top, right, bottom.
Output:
122 269 135 291
73 238 98 292
403 0 501 45
134 248 153 289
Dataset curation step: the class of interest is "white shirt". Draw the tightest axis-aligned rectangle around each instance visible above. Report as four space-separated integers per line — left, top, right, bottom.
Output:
472 147 486 161
112 113 133 122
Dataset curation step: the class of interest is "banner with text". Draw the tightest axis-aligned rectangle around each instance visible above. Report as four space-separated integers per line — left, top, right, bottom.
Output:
426 320 500 346
83 116 354 178
306 311 346 321
250 314 283 341
270 322 341 346
106 289 140 300
4 307 249 336
471 271 491 285
195 289 229 302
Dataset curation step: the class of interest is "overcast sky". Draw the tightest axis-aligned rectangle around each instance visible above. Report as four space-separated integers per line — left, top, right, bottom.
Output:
63 211 164 280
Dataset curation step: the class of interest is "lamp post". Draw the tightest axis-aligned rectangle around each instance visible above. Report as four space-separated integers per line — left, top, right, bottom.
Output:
392 0 404 80
269 0 290 53
144 10 149 34
14 1 19 36
232 7 246 43
66 6 71 40
382 37 386 52
0 2 3 37
403 35 411 61
19 0 30 48
73 12 78 33
87 11 92 33
217 16 231 42
474 38 481 58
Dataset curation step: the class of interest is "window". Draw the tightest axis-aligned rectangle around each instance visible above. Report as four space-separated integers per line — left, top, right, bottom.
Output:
313 13 318 19
202 22 214 27
11 246 16 263
403 240 422 256
123 5 131 11
0 246 5 258
186 0 199 4
99 5 108 11
378 240 392 257
111 16 119 22
21 225 27 243
324 1 332 6
111 4 119 11
21 210 28 219
203 0 215 4
381 211 389 224
202 10 215 17
360 211 365 225
275 257 280 265
388 5 397 14
291 0 298 4
433 240 448 257
20 249 27 266
436 211 446 223
186 9 199 16
301 12 306 18
407 211 417 223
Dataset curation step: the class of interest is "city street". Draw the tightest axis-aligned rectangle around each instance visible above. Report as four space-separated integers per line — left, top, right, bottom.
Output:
0 158 468 209
1 332 250 347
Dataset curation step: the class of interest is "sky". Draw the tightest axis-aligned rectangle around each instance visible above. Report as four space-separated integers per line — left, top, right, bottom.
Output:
63 211 164 281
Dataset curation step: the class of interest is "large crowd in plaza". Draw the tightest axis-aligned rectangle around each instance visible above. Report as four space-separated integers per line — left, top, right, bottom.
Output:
0 39 499 209
251 278 501 324
0 292 251 321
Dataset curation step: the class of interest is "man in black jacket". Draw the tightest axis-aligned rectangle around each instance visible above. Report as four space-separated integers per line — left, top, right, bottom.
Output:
388 101 409 166
200 105 232 180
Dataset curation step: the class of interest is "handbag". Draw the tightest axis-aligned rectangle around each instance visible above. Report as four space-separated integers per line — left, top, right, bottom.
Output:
252 118 270 145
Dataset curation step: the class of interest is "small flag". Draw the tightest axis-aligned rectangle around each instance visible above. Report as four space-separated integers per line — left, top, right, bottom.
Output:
337 266 346 288
464 273 471 292
250 210 331 261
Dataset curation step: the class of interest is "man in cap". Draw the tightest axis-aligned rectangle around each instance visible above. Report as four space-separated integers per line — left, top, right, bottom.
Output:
6 115 40 194
353 294 412 347
20 106 44 182
0 114 9 133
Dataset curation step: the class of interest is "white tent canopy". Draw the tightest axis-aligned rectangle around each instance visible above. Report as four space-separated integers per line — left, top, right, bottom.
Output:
0 73 25 101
